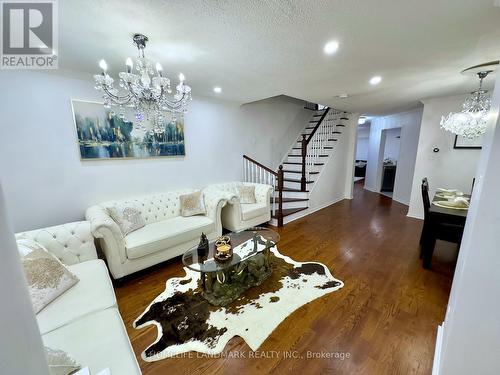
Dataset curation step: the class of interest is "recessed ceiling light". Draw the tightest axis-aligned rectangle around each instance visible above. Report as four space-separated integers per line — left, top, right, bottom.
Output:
213 87 222 93
358 117 367 125
369 76 382 85
323 41 339 55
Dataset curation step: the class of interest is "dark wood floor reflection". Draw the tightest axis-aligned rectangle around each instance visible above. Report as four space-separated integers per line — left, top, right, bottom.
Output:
114 181 455 374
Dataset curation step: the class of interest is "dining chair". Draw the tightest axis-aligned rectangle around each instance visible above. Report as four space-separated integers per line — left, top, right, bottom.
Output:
419 177 465 269
419 177 430 251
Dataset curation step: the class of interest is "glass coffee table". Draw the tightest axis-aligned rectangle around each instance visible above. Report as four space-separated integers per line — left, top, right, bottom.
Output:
182 227 280 306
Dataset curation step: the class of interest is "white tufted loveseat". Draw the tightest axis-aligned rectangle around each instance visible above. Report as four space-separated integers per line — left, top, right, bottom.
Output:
16 221 141 374
86 188 229 279
203 182 274 232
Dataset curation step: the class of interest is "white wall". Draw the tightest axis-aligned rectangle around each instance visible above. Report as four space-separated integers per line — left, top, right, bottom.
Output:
383 127 401 161
0 183 49 375
307 114 359 210
365 108 423 206
0 71 311 232
407 95 481 219
435 64 500 375
356 125 370 160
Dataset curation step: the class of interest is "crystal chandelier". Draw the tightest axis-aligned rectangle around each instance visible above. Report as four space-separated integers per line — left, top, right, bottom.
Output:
94 33 192 134
440 71 491 139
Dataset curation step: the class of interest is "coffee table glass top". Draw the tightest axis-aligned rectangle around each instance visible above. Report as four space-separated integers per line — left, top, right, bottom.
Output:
182 227 280 273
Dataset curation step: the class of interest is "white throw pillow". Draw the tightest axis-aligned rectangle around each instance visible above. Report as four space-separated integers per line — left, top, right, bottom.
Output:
179 191 206 217
107 205 146 236
238 185 257 204
17 239 80 314
45 346 81 375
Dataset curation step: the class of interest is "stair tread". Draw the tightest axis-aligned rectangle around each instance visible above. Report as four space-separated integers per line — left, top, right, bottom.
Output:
328 139 338 141
282 187 310 192
340 117 349 120
283 170 319 174
301 132 338 136
336 124 346 127
284 178 314 183
272 207 308 219
283 162 324 166
324 146 333 149
270 197 309 203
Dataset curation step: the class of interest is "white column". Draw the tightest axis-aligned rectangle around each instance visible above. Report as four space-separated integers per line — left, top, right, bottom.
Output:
0 182 49 374
344 113 360 199
437 68 500 374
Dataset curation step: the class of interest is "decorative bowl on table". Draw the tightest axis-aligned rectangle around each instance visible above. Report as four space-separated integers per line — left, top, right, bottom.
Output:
214 235 233 262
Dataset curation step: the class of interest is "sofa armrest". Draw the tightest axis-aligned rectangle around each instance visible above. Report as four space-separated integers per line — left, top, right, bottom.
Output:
85 205 127 264
203 188 234 235
15 221 97 266
243 182 274 205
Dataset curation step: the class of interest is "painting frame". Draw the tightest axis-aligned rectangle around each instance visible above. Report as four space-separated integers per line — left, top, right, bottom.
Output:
71 99 186 160
453 134 483 150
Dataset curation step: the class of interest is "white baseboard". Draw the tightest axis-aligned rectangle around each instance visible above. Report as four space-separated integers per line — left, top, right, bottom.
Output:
391 195 409 206
406 211 424 220
432 324 443 375
363 185 377 193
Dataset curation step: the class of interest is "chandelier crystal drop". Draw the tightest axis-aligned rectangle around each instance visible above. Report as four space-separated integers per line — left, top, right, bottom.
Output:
93 33 192 135
440 71 491 139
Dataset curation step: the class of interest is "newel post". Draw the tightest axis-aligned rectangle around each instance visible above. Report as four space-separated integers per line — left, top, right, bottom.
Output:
301 134 307 191
277 165 284 227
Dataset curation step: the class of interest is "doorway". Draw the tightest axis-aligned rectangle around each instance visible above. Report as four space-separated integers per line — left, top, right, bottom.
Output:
354 121 370 187
379 127 401 199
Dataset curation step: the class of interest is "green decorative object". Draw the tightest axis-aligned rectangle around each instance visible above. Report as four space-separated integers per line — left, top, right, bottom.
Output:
182 227 279 306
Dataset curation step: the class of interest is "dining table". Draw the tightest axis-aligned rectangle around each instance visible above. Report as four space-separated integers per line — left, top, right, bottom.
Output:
421 192 470 269
429 192 470 225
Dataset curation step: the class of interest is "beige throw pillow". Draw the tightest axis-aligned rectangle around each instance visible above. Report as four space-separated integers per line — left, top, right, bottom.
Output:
45 346 81 375
238 185 257 204
107 205 145 236
180 191 206 217
17 239 79 314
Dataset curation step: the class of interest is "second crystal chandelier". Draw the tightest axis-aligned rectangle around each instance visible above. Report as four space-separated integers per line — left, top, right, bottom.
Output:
440 70 492 139
94 33 192 134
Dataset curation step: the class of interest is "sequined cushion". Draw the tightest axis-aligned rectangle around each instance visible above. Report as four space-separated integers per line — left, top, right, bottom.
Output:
107 205 146 236
17 239 79 314
179 191 207 217
45 346 81 375
238 185 257 204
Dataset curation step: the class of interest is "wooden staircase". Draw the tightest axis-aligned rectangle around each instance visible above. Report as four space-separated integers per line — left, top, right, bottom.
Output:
243 105 350 226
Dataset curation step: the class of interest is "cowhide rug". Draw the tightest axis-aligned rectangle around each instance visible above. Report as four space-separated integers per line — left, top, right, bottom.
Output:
133 245 344 362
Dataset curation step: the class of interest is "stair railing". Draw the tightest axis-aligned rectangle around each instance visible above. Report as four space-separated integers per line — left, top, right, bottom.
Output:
301 109 349 186
300 107 330 191
243 155 284 227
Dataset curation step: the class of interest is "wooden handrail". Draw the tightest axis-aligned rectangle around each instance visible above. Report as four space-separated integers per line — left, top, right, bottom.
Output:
243 154 277 176
305 107 330 145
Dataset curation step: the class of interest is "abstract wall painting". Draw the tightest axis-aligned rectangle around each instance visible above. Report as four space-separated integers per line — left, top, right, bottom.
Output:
71 99 185 160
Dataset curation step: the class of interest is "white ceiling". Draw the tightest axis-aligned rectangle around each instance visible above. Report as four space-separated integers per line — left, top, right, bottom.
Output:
57 0 500 114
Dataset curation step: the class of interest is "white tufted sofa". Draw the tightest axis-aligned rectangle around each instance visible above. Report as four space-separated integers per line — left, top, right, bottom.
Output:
203 182 274 232
86 188 229 279
16 221 141 375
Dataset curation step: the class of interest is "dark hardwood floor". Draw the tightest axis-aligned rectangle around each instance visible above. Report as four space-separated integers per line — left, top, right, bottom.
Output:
114 181 456 374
